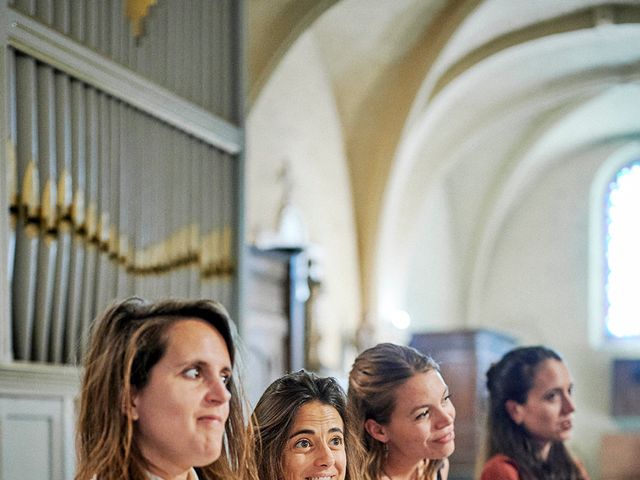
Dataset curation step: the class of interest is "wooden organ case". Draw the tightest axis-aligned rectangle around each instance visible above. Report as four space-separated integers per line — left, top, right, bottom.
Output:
410 329 516 480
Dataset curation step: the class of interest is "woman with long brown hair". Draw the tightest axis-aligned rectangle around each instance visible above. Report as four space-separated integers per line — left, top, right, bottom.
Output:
75 296 258 480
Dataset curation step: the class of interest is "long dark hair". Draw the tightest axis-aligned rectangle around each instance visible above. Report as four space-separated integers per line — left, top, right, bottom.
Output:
252 369 363 480
484 346 585 480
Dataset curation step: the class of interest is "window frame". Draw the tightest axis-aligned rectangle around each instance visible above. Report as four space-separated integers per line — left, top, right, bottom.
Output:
589 141 640 352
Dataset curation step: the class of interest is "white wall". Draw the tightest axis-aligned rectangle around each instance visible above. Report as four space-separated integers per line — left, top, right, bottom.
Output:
470 142 631 477
246 31 361 373
405 179 461 333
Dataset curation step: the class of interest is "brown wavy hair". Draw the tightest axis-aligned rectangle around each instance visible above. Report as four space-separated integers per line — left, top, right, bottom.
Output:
252 369 364 480
348 343 444 480
75 296 258 480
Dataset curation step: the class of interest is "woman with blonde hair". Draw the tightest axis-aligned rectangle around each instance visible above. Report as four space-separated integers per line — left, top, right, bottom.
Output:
348 343 455 480
75 296 258 480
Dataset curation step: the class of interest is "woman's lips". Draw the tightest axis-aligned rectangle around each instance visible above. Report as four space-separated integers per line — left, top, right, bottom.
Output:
197 414 224 425
559 419 572 431
433 431 455 444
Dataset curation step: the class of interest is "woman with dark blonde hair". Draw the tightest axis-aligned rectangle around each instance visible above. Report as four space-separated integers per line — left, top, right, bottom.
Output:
251 369 363 480
75 297 258 480
348 343 455 480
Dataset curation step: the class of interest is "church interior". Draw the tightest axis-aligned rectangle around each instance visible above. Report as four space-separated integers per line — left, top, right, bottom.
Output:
1 0 639 478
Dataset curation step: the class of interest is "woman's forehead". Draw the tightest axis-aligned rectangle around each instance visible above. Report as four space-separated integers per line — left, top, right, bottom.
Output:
395 370 447 405
530 359 571 387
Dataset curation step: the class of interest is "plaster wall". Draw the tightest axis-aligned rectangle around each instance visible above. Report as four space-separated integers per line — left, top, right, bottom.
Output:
405 179 461 334
473 142 629 478
246 31 361 373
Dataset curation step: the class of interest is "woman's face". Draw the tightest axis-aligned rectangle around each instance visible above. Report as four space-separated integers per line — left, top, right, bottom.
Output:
132 318 232 478
378 370 456 462
507 359 575 445
282 400 347 480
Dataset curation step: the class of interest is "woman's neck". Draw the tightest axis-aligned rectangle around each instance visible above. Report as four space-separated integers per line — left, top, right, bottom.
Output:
146 467 193 480
382 452 424 480
537 440 552 462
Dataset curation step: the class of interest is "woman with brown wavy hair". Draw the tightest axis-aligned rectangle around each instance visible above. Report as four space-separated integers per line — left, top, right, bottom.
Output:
75 296 258 480
348 343 455 480
251 369 363 480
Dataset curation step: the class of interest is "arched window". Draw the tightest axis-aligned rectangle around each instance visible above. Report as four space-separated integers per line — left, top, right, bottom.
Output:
590 143 640 349
604 161 640 338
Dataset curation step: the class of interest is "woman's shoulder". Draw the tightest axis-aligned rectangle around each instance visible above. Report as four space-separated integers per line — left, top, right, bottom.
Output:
480 454 519 480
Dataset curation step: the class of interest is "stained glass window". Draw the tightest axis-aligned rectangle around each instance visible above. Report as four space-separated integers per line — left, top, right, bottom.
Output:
604 161 640 338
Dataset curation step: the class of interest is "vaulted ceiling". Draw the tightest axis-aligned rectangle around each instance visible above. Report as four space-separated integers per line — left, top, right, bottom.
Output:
247 0 640 324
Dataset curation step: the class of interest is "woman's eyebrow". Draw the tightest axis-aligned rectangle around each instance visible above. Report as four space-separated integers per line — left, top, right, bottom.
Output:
174 359 232 372
410 404 430 415
174 359 206 368
289 426 344 439
544 387 563 395
288 428 316 439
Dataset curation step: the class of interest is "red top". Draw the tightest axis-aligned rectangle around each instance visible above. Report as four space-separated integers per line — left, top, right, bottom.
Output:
481 454 519 480
480 454 590 480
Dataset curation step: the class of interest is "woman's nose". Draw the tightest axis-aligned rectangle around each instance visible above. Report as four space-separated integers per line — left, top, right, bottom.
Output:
206 377 232 404
562 393 575 414
314 443 336 467
434 404 455 428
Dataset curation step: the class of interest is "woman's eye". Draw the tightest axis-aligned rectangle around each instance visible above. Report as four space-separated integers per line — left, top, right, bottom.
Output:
329 436 344 447
294 439 311 449
443 394 452 405
183 367 201 379
221 372 231 385
416 410 429 420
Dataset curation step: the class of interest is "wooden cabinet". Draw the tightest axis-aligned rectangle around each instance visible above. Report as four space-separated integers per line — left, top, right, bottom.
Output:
243 246 309 405
410 329 516 480
600 432 640 479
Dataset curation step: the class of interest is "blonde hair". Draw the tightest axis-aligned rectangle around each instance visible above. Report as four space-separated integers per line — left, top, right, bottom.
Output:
75 297 258 480
348 343 443 480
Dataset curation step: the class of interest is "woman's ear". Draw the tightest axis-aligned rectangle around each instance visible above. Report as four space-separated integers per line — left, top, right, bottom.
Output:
124 391 140 421
364 418 388 443
505 399 523 425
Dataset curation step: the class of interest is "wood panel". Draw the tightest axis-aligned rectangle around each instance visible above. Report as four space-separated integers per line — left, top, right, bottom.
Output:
243 247 308 406
0 396 73 480
410 329 516 480
601 432 640 480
